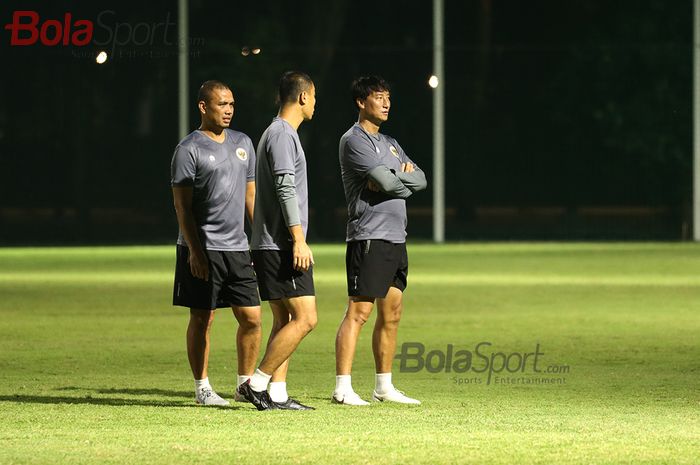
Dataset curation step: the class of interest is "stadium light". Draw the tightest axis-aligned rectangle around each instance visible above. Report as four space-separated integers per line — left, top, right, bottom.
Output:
95 50 108 64
241 46 261 56
428 75 439 88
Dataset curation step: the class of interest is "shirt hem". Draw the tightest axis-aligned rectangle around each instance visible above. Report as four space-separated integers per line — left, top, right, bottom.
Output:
250 245 292 251
345 236 406 244
176 242 251 252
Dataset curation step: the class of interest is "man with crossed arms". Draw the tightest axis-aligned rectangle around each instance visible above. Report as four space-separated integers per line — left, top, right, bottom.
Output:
333 76 427 406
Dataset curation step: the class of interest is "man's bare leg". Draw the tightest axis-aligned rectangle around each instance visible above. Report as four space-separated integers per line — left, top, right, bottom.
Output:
187 308 215 380
257 295 317 375
373 287 403 374
187 308 229 405
333 297 374 405
268 300 292 402
231 305 262 378
238 296 317 409
372 286 420 404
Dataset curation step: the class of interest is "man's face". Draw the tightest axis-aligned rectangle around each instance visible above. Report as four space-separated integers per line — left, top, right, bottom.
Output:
359 90 390 124
202 88 234 128
301 83 316 120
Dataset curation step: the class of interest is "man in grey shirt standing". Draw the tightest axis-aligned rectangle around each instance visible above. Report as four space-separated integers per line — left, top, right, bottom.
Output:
333 76 427 406
236 71 317 410
171 80 261 406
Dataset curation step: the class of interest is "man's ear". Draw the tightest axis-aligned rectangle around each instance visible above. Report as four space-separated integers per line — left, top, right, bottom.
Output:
299 91 307 105
356 98 365 110
198 100 207 115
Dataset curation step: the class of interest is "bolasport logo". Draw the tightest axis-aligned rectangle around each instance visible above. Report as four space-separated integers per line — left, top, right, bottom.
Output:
4 11 93 46
3 10 198 60
395 341 570 386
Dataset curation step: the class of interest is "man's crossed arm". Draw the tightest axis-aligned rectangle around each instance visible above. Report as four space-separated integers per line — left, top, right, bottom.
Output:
366 162 427 198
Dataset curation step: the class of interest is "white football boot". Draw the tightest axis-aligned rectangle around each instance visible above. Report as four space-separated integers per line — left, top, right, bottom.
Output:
372 388 421 405
195 388 230 406
332 390 370 406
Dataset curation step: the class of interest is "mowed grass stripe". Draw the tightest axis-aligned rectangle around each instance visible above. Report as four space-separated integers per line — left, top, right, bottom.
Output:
2 270 700 287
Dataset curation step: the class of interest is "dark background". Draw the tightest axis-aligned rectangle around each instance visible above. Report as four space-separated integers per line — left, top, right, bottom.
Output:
0 0 692 244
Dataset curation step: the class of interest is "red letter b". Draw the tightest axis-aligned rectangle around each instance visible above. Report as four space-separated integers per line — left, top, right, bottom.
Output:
5 11 40 46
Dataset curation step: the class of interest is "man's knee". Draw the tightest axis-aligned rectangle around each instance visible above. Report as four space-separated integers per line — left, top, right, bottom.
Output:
347 299 374 325
189 309 215 331
299 312 317 334
286 296 317 333
291 309 317 334
237 310 262 332
379 301 402 327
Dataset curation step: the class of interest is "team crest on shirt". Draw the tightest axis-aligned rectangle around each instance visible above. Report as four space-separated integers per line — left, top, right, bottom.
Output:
236 148 248 161
389 145 399 158
209 155 216 162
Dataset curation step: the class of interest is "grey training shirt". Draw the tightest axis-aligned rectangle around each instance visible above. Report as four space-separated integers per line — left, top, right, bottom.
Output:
339 123 423 243
251 117 309 251
171 129 256 251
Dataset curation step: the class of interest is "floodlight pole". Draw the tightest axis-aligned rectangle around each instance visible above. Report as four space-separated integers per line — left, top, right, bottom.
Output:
694 0 700 239
433 0 446 243
178 0 189 139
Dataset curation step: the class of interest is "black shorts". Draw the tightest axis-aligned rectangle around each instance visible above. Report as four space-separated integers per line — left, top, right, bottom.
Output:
251 249 315 301
173 245 260 309
346 240 408 298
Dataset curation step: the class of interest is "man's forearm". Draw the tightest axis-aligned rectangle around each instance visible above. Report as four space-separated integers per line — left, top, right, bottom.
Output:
245 181 255 223
288 224 305 243
396 170 428 193
275 173 302 226
172 188 205 255
367 165 413 198
174 206 204 255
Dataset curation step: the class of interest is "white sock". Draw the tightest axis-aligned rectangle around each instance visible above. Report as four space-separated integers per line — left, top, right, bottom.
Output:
237 375 250 387
335 375 352 394
194 377 211 393
269 382 288 403
375 373 393 395
249 368 271 392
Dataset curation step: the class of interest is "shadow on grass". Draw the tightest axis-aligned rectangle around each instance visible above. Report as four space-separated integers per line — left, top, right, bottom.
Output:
57 386 193 398
0 393 245 410
307 395 338 403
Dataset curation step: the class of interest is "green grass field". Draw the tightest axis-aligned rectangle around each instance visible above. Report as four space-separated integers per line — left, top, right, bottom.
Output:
1 243 699 464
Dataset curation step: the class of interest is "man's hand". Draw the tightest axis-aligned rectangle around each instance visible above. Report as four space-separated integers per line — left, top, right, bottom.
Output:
367 180 380 192
173 186 210 281
293 240 314 272
188 250 210 281
401 162 415 173
289 224 314 272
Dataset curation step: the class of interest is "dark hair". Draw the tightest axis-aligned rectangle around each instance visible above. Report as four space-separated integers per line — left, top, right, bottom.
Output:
278 71 313 105
198 80 230 105
351 76 391 109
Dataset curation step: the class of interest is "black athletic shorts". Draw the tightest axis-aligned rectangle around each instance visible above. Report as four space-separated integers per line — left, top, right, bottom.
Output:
173 245 260 309
251 249 315 301
346 240 408 298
